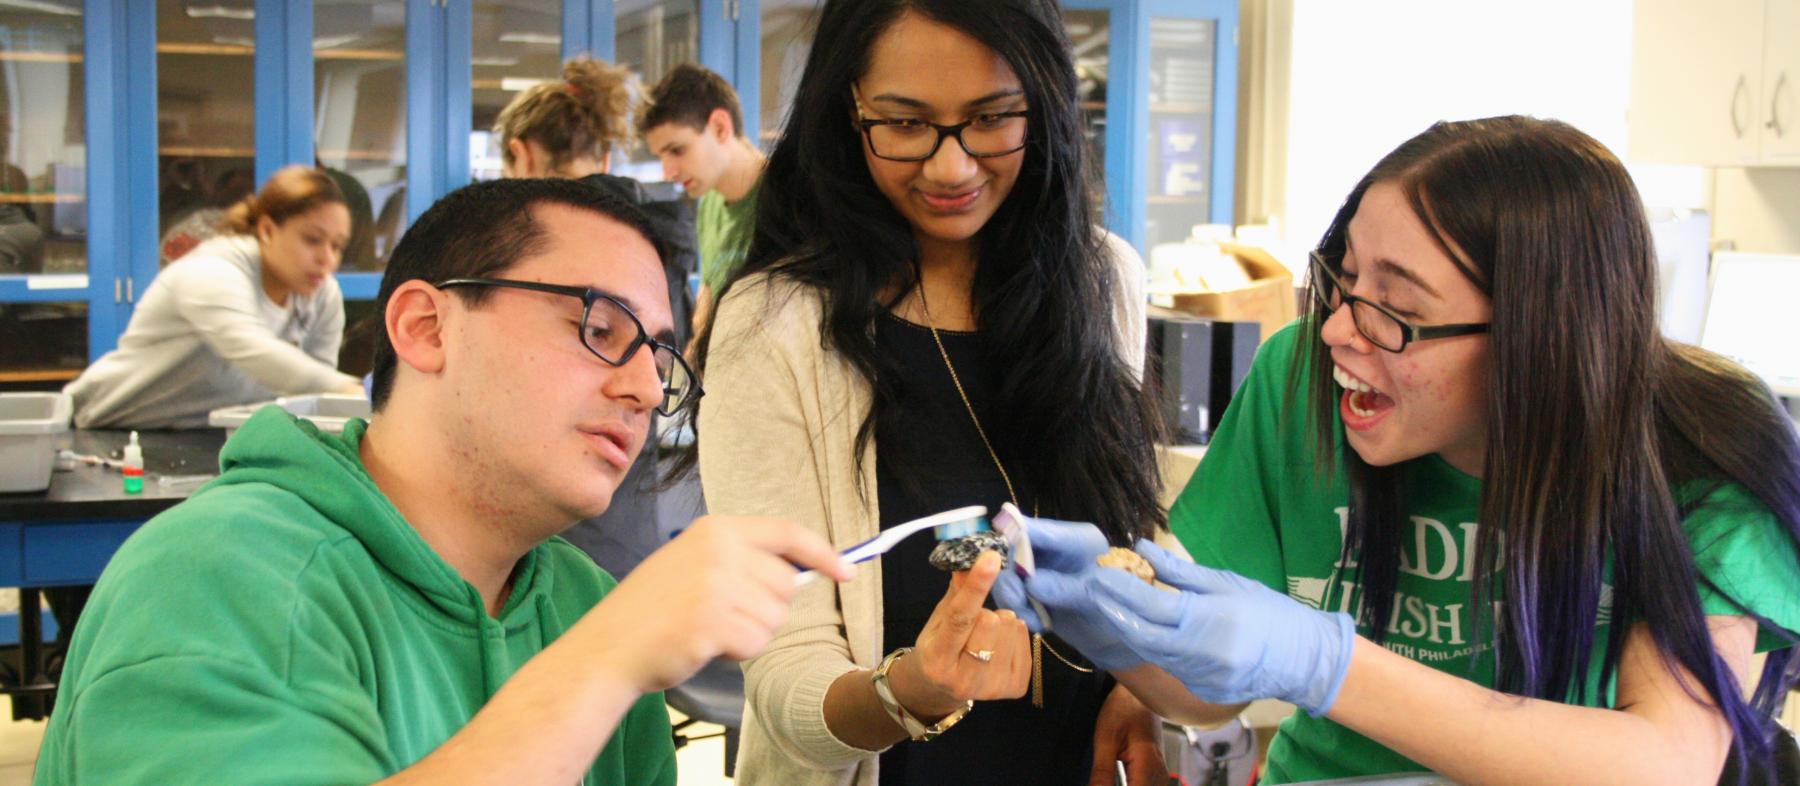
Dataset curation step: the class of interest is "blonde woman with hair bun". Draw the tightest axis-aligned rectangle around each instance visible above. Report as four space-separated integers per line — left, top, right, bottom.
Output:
496 57 638 178
492 55 699 359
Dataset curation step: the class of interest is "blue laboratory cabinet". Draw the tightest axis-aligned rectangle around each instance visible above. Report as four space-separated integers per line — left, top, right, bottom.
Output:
0 0 1227 379
0 0 747 380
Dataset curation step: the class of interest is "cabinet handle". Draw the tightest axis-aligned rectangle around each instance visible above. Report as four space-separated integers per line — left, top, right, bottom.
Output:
113 277 121 303
125 277 134 303
1769 72 1789 138
1732 74 1750 139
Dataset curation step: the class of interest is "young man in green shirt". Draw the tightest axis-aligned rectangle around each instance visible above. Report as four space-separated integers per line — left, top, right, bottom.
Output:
638 63 765 349
34 178 849 786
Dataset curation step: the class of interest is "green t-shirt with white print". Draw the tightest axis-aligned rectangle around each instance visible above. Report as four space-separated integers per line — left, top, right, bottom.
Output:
1170 321 1800 784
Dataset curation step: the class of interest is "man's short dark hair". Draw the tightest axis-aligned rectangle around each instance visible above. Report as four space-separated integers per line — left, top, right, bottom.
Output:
636 63 744 139
368 178 667 410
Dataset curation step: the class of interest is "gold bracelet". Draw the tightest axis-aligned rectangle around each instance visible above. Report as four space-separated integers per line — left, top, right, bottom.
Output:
870 648 972 742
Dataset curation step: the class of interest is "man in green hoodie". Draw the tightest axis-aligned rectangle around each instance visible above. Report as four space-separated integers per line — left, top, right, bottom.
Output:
34 178 851 785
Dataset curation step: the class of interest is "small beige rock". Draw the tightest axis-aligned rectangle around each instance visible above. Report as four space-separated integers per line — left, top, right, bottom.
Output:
1096 546 1177 591
1097 547 1156 583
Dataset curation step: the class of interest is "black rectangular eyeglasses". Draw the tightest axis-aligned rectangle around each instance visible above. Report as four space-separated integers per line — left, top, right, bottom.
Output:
1308 251 1489 353
854 111 1032 161
435 277 701 417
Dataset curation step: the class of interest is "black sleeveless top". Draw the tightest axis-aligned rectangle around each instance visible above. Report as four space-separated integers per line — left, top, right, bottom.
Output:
874 313 1113 786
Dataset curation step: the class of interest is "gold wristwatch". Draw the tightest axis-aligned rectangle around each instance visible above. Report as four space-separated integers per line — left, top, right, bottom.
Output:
870 647 972 742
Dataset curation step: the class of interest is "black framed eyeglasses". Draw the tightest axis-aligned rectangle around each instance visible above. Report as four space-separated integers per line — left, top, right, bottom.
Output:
853 99 1030 162
1308 251 1489 353
435 278 701 417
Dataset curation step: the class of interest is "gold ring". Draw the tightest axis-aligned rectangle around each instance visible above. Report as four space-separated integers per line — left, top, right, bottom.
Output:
964 648 994 663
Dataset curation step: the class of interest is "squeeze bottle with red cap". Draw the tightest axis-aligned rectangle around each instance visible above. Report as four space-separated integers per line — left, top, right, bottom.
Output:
122 431 144 494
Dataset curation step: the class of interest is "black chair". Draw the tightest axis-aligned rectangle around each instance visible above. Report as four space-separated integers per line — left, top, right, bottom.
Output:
665 658 745 776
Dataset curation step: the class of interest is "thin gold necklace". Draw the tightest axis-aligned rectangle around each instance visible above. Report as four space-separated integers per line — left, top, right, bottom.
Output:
914 282 1093 709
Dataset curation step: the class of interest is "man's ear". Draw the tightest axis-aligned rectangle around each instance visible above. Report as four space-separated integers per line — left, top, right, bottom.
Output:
386 280 450 379
707 108 736 142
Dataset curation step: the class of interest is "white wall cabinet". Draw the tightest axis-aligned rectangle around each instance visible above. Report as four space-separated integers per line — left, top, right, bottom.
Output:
1630 0 1799 167
1762 0 1800 162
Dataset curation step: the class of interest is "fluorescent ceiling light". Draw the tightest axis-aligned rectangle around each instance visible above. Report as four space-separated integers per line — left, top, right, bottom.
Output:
497 32 561 46
472 56 520 67
499 77 551 92
312 34 360 49
211 35 255 47
0 0 81 15
186 5 254 20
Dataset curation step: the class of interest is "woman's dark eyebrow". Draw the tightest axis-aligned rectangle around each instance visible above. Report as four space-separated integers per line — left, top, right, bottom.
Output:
1373 258 1443 300
962 89 1025 109
1344 235 1443 300
866 88 1026 111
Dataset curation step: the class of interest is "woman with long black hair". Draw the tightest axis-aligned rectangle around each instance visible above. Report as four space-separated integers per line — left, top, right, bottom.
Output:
1002 116 1800 785
693 1 1170 783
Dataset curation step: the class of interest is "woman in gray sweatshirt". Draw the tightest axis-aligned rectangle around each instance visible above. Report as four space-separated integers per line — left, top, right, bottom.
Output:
65 165 362 429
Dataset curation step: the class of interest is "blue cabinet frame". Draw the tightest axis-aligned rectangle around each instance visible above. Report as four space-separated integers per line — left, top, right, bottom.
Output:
698 0 758 139
562 0 615 61
0 0 780 362
256 0 316 185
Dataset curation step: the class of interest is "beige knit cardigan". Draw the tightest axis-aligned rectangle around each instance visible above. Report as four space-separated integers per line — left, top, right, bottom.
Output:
697 234 1147 786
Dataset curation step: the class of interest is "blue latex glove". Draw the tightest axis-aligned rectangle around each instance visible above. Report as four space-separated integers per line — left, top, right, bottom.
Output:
991 517 1144 672
1089 541 1356 716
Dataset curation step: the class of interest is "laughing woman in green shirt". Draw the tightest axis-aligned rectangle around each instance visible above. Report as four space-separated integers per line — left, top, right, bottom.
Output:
998 116 1800 785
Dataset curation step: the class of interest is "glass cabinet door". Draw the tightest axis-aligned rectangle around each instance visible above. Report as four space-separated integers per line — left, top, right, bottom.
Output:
1063 8 1112 214
156 1 256 267
0 1 89 381
613 0 696 180
615 0 697 91
1145 15 1216 250
469 0 563 182
759 0 818 150
315 0 408 271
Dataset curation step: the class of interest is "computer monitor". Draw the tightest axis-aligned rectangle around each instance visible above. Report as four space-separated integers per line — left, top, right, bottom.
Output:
1699 251 1800 398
